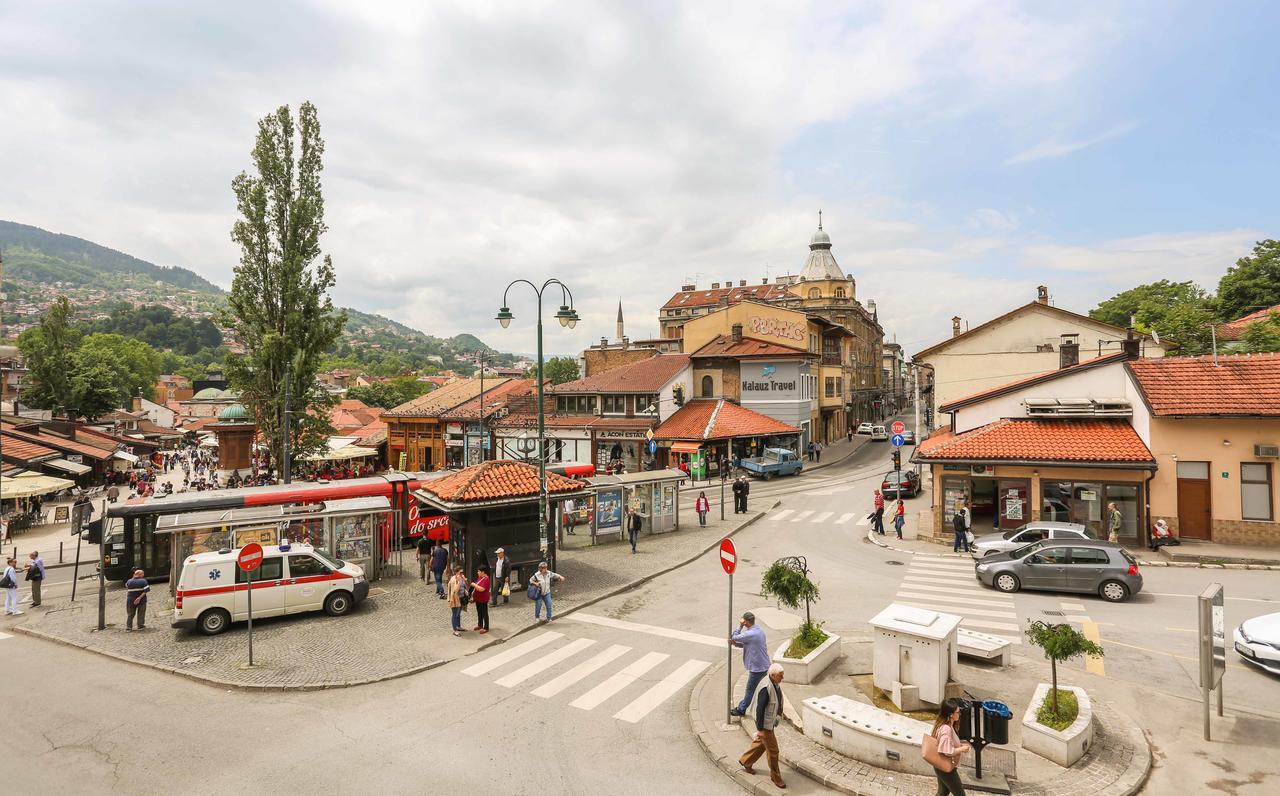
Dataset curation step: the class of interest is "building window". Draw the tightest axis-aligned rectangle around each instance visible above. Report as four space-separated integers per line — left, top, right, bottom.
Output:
835 377 843 396
700 375 714 398
824 377 835 398
808 288 821 299
602 395 627 414
1242 463 1273 521
834 288 845 298
635 394 659 414
555 395 597 415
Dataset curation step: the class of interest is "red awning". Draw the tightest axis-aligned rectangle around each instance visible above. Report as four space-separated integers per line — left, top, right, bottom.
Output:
669 441 703 454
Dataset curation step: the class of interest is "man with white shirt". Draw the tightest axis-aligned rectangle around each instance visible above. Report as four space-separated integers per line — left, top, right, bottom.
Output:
491 547 512 606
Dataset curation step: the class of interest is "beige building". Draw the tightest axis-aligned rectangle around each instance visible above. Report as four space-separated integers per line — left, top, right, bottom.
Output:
915 286 1167 411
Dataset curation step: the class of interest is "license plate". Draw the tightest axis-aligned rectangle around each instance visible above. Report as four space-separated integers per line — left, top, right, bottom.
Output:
1236 642 1255 659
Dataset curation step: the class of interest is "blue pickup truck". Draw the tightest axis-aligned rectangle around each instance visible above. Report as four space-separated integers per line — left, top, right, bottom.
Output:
740 448 805 480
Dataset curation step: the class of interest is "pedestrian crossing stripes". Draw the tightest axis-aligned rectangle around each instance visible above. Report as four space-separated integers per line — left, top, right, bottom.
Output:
767 507 862 525
567 612 724 648
0 631 12 640
495 637 596 687
836 513 856 524
892 557 1022 642
531 644 632 698
611 659 710 723
770 509 795 521
461 631 563 677
790 510 814 522
571 651 669 711
812 511 834 523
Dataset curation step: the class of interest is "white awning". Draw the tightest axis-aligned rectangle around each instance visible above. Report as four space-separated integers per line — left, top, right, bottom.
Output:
112 450 140 464
1 473 76 499
301 445 379 462
44 457 93 476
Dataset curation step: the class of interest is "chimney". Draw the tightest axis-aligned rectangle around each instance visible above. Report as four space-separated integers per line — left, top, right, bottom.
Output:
731 323 743 343
601 337 608 348
867 299 877 320
711 282 720 290
951 316 962 337
681 284 695 292
762 277 769 284
1059 333 1080 369
739 279 746 287
1122 329 1140 358
621 336 629 349
1037 285 1049 305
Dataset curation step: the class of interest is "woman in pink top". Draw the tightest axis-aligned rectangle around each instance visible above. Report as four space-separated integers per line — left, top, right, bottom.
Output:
470 564 491 635
928 698 971 795
695 492 710 527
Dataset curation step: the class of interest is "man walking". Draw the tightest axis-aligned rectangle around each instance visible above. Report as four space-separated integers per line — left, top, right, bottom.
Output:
732 476 745 514
739 663 787 789
953 500 971 553
872 489 886 535
814 441 822 463
491 547 512 606
737 475 750 513
729 611 770 718
125 569 150 631
415 533 433 582
530 561 564 623
431 541 449 599
24 551 45 608
627 509 642 553
1107 502 1122 543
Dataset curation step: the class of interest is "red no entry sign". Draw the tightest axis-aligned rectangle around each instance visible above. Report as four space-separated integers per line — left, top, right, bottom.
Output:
891 420 906 435
237 542 264 572
719 538 737 575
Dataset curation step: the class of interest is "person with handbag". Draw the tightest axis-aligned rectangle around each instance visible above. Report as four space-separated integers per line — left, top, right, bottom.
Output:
491 547 512 606
627 509 642 553
923 698 971 795
24 550 45 608
447 566 467 637
529 561 564 623
2 556 20 615
470 564 491 635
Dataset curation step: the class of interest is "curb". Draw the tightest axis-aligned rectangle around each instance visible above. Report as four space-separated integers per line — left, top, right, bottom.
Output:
865 528 970 559
11 501 781 693
688 659 787 796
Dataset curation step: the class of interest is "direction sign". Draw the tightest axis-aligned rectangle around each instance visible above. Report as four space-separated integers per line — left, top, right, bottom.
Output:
891 434 906 448
719 538 737 575
891 420 906 435
237 543 264 572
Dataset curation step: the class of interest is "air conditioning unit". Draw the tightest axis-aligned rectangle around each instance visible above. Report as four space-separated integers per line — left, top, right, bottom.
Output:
1256 444 1280 458
971 465 995 476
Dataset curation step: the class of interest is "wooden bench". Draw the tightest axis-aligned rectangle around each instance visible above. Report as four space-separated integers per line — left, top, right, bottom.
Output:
956 627 1012 667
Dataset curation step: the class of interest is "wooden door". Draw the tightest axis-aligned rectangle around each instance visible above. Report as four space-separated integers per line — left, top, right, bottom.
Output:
1177 478 1212 540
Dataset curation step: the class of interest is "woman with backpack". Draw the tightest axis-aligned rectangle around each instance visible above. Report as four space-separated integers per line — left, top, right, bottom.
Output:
923 698 970 795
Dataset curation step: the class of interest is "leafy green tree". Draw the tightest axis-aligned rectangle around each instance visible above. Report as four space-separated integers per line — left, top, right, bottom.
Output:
69 360 123 420
1090 279 1217 354
542 356 580 385
1025 621 1104 715
77 333 163 405
761 557 827 657
16 295 81 412
1218 240 1280 320
347 376 432 409
221 101 347 471
1240 311 1280 353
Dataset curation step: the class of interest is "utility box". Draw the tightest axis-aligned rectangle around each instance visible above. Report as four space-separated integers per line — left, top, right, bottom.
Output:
869 604 962 711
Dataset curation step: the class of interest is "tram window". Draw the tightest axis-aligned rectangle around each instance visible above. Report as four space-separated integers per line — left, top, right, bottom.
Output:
236 557 283 582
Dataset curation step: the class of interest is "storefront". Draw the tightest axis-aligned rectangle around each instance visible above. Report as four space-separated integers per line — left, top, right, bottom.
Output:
593 427 652 473
936 468 1143 539
655 399 803 474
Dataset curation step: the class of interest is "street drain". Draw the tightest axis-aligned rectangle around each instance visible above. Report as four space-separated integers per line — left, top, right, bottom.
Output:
885 560 905 566
1042 610 1065 616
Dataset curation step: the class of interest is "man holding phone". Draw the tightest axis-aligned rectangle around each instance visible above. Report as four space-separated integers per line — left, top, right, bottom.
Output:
728 611 770 717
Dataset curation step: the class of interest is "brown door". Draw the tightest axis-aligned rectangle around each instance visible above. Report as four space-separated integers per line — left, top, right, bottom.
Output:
1176 471 1212 540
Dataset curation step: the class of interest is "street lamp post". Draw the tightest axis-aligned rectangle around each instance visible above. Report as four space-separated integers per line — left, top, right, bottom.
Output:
496 280 579 565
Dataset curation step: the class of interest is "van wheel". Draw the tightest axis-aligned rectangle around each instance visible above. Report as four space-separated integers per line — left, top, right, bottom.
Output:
1099 580 1130 602
325 591 354 616
764 472 774 481
994 573 1021 593
198 608 231 635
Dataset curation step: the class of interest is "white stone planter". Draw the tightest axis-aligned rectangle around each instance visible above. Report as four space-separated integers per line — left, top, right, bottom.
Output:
773 633 841 685
1021 683 1093 767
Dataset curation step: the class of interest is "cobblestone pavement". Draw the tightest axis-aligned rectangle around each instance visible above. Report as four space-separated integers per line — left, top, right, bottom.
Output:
10 503 772 689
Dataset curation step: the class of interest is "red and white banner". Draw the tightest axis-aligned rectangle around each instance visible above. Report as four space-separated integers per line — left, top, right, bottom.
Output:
408 502 450 540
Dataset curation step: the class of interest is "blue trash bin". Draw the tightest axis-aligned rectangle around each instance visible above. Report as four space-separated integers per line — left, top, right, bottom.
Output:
980 700 1012 745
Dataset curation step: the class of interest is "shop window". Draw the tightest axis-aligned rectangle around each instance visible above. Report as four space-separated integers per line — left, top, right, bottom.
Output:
237 556 284 582
701 375 714 398
1242 463 1273 521
1105 484 1139 538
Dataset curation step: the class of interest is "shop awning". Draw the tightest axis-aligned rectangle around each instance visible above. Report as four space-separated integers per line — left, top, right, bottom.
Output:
669 442 703 454
301 445 379 462
112 450 140 464
1 473 76 499
44 457 93 476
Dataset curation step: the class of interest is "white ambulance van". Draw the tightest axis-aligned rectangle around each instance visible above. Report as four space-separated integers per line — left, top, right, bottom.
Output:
172 544 369 635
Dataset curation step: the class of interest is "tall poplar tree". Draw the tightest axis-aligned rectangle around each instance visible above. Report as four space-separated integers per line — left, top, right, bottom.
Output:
223 102 346 473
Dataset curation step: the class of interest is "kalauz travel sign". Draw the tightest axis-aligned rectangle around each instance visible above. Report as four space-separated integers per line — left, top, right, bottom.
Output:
741 364 798 393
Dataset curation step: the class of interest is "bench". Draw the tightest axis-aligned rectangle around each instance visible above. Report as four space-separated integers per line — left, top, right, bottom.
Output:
801 695 938 776
956 628 1013 667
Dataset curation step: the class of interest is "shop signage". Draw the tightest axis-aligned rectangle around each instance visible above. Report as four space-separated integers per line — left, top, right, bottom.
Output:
408 503 450 539
596 429 648 439
445 437 464 447
748 315 805 342
742 377 798 392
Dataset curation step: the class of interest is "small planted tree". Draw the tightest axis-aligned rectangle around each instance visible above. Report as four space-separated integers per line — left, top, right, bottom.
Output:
761 556 826 657
1025 621 1104 723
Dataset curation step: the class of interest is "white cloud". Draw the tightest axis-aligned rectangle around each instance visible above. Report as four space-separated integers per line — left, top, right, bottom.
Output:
1005 121 1138 165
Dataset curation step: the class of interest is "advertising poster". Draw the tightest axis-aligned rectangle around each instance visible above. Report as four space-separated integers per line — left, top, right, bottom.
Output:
596 488 623 529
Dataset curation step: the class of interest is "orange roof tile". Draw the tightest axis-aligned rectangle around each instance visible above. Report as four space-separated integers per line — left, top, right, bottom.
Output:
914 419 1153 465
383 378 507 417
661 284 796 310
1125 354 1280 416
1217 304 1280 341
440 379 536 421
654 399 800 441
415 460 584 504
551 355 690 394
690 335 811 359
0 433 58 463
0 424 114 460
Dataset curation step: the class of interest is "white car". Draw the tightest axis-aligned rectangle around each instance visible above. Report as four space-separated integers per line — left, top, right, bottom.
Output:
870 425 889 441
1235 613 1280 675
856 423 874 436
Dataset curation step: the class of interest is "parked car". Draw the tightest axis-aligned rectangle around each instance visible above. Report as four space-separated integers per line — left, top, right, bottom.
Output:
881 469 921 498
974 539 1142 602
969 521 1093 559
1234 613 1280 675
870 425 889 441
856 422 874 436
901 429 916 445
740 447 805 480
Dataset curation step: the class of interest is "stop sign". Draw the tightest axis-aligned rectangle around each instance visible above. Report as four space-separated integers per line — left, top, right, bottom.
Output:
719 538 737 575
237 542 264 572
891 420 906 435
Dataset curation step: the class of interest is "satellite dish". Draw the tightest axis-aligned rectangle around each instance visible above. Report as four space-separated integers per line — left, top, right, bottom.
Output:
1151 328 1161 345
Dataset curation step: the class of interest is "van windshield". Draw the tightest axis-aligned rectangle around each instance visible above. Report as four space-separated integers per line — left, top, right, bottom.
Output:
313 549 345 569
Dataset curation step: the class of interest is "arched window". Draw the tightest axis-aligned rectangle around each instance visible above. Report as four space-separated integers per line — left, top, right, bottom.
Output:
808 288 821 299
834 288 845 298
701 375 715 398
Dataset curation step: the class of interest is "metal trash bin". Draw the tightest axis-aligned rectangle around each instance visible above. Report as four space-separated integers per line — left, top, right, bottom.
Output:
981 700 1012 745
958 701 975 741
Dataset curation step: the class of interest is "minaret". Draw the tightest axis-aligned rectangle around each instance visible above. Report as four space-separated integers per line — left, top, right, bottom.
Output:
616 300 624 341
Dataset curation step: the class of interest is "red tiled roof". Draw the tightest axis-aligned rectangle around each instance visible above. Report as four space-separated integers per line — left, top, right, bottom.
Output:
914 419 1154 465
1125 354 1280 416
691 335 811 359
1217 304 1280 341
384 378 507 417
494 414 652 432
654 399 800 441
350 420 387 441
661 284 796 310
0 424 113 460
551 355 690 394
0 433 58 463
441 379 536 421
939 352 1130 413
415 460 584 503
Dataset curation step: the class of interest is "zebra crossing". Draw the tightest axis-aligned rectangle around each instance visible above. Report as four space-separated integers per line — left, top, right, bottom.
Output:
459 624 711 723
892 556 1022 643
768 507 861 525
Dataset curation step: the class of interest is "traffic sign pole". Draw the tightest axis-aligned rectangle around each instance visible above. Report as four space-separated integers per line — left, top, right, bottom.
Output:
237 543 264 668
720 538 737 724
247 566 255 666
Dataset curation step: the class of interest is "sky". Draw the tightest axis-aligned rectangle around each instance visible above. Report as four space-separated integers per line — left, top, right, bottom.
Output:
2 0 1278 357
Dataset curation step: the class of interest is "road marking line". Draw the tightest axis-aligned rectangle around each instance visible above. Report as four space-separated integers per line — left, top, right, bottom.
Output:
532 644 632 698
1164 627 1196 633
1145 592 1278 603
1061 615 1093 624
907 565 977 578
612 659 711 723
857 514 872 526
1103 638 1254 673
1059 602 1087 612
770 509 795 522
836 513 856 524
812 511 834 523
895 590 1014 609
895 582 1012 601
495 638 597 688
0 631 12 640
901 575 988 590
895 601 1018 619
567 612 725 648
1082 620 1105 677
908 558 976 570
571 651 669 711
461 632 563 677
791 510 814 522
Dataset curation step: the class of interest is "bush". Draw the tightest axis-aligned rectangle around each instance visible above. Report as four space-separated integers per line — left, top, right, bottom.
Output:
784 621 829 659
1035 688 1079 731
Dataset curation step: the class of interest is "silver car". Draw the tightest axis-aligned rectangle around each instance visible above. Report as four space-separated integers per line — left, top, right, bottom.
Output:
970 521 1093 559
974 539 1143 602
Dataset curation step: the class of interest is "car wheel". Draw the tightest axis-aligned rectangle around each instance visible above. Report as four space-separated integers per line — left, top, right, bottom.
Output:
994 573 1021 593
764 472 774 481
1099 580 1130 603
324 591 354 616
197 608 231 635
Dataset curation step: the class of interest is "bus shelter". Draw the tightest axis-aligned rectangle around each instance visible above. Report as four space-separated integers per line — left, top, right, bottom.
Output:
565 469 686 547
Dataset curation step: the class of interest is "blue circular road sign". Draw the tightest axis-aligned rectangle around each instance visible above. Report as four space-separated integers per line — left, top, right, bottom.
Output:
891 434 906 447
